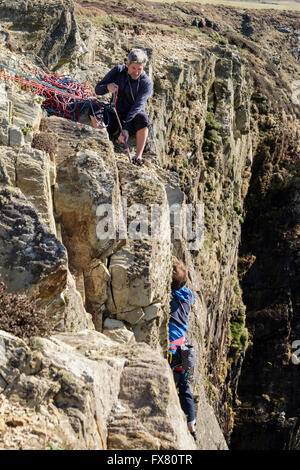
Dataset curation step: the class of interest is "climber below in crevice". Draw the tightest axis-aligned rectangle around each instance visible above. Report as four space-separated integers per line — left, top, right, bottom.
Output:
90 48 153 166
168 259 197 442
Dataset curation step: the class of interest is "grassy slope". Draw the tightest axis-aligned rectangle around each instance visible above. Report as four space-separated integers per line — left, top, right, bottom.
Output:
150 0 300 12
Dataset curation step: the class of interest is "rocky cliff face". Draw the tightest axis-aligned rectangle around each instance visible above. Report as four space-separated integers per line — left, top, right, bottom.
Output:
0 0 86 69
0 0 299 450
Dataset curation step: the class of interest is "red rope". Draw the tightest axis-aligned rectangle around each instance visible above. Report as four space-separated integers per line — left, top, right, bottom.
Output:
0 69 135 163
0 71 94 101
0 69 105 121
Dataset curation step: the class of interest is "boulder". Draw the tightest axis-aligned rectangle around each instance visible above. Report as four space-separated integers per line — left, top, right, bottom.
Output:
103 318 135 344
0 330 196 450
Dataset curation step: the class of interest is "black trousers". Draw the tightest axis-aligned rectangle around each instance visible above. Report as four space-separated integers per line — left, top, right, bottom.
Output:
105 110 150 137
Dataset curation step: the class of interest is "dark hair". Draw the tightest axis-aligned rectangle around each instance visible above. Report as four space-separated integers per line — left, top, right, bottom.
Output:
171 259 188 290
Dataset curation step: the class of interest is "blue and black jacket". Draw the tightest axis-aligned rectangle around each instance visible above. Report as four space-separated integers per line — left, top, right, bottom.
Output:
95 64 153 131
168 286 194 363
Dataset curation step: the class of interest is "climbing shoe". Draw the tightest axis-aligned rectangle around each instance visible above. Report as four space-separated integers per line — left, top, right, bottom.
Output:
188 419 197 442
132 157 144 166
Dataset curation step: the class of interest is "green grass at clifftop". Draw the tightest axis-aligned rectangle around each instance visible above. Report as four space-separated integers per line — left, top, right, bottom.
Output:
150 0 300 11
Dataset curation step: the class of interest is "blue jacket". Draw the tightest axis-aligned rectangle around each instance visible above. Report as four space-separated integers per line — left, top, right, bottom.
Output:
168 286 194 355
95 64 153 131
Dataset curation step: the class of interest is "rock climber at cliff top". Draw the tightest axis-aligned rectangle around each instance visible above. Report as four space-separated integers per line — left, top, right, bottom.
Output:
90 48 153 166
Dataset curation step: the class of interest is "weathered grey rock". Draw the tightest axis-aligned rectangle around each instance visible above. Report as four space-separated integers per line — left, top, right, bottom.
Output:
132 317 168 353
46 115 171 348
53 141 123 323
0 146 90 332
103 327 135 345
45 270 94 332
76 18 96 66
8 125 24 147
103 318 125 330
43 116 108 167
117 307 145 325
0 82 43 151
0 143 56 232
143 303 162 322
0 330 196 450
85 259 110 315
0 331 28 394
92 305 104 333
7 91 43 131
12 117 26 128
0 185 67 301
106 162 171 316
0 0 86 69
15 147 56 233
0 330 124 449
54 146 121 255
102 318 135 344
0 146 15 185
107 341 196 450
196 385 229 450
71 268 86 305
46 118 133 321
0 83 10 146
0 120 9 146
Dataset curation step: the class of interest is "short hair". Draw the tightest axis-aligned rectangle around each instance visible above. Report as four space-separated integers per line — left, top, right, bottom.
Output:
171 259 188 290
127 48 148 65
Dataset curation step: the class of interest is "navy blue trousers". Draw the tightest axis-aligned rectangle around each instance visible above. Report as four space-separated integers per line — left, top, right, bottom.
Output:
173 369 195 423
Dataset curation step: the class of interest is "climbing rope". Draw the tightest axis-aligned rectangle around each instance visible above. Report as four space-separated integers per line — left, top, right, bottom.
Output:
0 62 108 126
110 86 132 163
0 62 134 163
